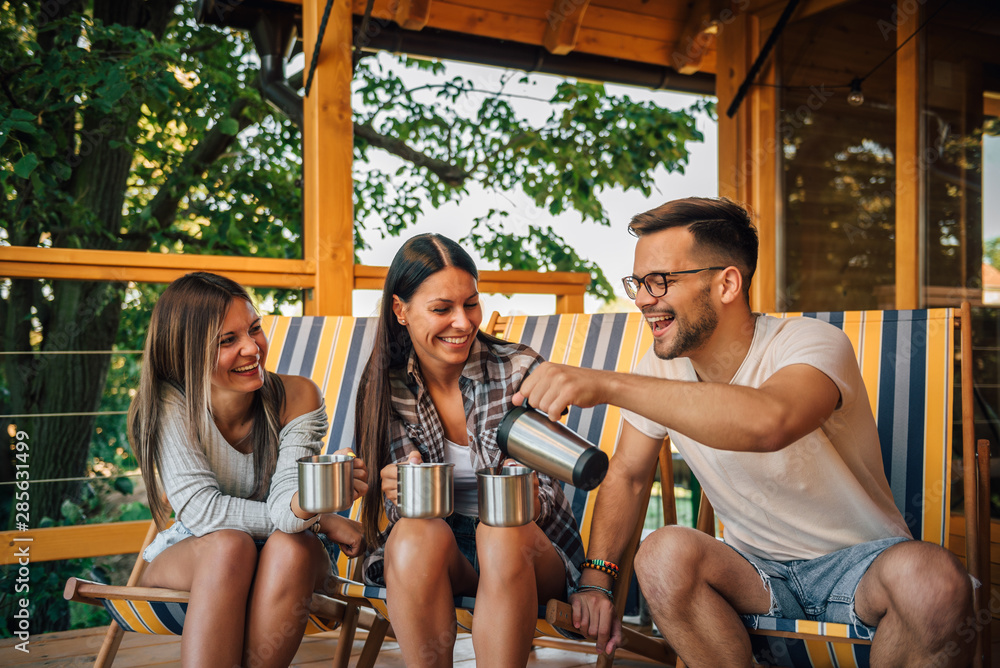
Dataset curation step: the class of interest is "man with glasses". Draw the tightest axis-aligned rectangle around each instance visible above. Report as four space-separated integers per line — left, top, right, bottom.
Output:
514 197 972 667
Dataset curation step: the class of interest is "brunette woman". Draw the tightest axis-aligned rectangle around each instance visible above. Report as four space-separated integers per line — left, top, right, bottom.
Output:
355 234 584 667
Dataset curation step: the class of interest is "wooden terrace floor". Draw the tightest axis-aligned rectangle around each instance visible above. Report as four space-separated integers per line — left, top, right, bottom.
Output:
5 621 999 666
1 626 661 667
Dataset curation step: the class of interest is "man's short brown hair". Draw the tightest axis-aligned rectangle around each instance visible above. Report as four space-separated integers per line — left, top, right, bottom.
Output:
629 197 758 303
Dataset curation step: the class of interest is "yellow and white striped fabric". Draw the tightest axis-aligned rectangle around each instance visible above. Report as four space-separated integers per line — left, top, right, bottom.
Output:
744 308 956 667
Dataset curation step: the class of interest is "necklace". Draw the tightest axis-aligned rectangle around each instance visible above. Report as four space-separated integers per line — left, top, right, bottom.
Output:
224 419 254 448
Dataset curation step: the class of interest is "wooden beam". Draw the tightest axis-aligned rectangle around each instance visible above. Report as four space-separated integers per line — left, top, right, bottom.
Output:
716 10 751 201
0 250 592 302
754 0 853 32
542 0 591 55
674 0 721 75
715 8 778 312
1 521 151 565
986 93 1000 118
0 246 315 288
749 13 777 312
393 0 432 30
353 265 590 298
303 0 354 315
895 3 923 309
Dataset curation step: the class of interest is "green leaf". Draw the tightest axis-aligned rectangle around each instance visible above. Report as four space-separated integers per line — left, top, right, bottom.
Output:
113 476 134 495
13 153 40 178
218 117 240 135
60 499 84 524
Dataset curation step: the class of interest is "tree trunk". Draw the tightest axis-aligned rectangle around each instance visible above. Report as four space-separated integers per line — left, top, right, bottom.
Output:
0 0 178 634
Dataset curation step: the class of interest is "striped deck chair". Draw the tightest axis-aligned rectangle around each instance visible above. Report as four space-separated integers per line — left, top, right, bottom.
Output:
681 306 987 668
333 311 677 667
63 315 382 668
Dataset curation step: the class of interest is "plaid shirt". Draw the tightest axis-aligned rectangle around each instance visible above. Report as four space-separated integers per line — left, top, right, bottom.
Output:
362 336 585 586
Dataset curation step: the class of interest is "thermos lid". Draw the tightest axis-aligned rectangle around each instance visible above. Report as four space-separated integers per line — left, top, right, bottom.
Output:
573 447 608 491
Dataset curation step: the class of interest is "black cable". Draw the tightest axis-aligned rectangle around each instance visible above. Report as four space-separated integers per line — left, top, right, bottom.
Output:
304 0 336 97
749 0 956 95
353 0 377 72
859 0 955 83
726 0 802 118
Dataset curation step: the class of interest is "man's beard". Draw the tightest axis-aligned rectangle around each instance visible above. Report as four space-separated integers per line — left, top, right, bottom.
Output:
653 286 718 360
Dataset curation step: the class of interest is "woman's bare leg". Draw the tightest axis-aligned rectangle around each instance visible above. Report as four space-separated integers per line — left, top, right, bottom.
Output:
384 518 479 668
471 523 565 668
243 530 331 668
140 529 258 667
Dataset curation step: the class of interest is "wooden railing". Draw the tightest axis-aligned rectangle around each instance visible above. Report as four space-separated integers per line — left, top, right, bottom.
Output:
0 247 591 314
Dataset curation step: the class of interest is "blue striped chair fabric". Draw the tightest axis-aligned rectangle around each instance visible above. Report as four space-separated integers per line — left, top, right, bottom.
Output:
81 308 954 667
263 312 663 664
728 308 956 668
75 584 343 637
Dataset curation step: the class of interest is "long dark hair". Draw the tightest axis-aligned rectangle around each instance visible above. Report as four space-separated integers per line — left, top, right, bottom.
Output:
355 234 500 547
128 272 285 527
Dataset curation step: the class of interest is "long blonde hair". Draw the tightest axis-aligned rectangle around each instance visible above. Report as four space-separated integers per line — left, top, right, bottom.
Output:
128 272 285 527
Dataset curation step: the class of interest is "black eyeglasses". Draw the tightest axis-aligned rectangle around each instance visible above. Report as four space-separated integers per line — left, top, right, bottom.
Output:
621 267 726 299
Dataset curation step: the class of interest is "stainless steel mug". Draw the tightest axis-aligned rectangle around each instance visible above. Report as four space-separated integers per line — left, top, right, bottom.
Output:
477 466 534 527
297 454 355 513
397 462 454 519
496 406 608 490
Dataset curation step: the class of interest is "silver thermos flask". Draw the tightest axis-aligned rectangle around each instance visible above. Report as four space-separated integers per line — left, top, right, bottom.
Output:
496 406 608 491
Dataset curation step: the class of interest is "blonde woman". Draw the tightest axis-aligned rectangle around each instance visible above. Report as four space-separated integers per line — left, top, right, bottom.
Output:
129 272 367 667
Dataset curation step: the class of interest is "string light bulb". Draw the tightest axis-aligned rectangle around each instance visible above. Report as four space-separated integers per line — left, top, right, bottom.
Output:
847 78 865 107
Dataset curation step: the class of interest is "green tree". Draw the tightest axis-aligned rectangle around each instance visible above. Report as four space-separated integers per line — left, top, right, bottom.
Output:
986 237 1000 268
1 1 708 632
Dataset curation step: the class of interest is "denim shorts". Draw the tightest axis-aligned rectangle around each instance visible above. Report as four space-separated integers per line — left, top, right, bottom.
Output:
730 536 911 641
446 513 481 574
142 520 341 565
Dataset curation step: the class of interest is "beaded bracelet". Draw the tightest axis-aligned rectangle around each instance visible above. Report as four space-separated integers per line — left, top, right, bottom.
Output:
572 584 615 603
580 559 620 580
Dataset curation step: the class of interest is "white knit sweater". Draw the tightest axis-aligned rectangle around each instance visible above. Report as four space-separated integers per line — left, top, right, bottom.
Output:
155 385 328 537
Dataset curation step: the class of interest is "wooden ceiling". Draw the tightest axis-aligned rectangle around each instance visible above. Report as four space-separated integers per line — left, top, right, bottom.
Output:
264 0 718 75
348 0 719 74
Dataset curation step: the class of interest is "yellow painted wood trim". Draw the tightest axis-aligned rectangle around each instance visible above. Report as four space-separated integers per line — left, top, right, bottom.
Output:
1 521 152 565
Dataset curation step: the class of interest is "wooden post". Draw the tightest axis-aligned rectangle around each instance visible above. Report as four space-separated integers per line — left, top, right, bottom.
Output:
716 9 777 312
748 14 777 313
303 0 354 316
894 3 923 309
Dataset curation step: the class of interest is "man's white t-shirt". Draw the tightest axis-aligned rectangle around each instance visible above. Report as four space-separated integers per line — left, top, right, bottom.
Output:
621 314 912 562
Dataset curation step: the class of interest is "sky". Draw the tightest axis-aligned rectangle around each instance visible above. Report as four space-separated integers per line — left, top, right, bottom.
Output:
342 54 999 317
348 55 718 318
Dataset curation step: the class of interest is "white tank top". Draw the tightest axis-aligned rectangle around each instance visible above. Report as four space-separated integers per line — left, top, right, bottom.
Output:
444 437 479 517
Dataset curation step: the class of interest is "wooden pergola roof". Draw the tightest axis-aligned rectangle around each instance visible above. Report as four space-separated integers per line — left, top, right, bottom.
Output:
343 0 720 74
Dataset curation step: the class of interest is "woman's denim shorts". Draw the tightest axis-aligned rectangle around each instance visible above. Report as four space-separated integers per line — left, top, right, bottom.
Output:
143 520 341 565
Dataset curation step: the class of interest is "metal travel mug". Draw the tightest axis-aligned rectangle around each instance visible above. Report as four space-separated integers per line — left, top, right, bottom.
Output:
496 406 608 490
477 466 535 527
396 462 454 519
297 454 355 513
